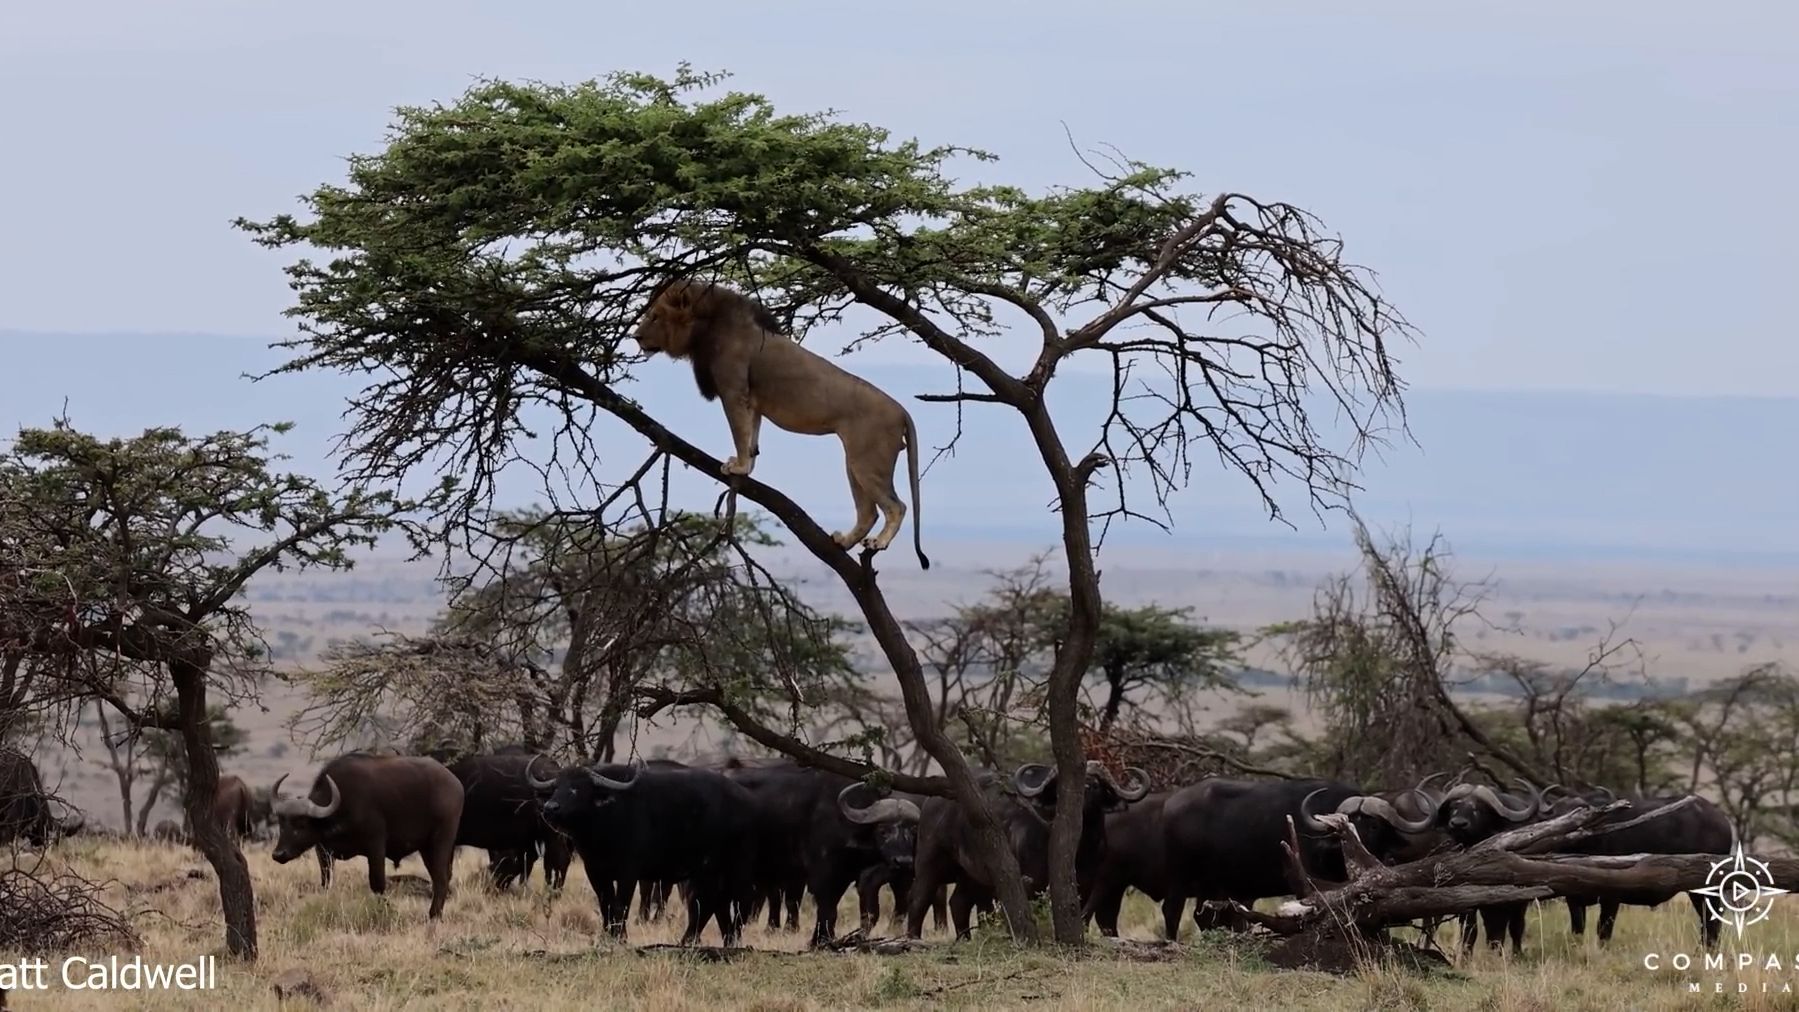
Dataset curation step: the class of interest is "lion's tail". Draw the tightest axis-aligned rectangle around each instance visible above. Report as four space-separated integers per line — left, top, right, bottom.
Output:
904 411 930 570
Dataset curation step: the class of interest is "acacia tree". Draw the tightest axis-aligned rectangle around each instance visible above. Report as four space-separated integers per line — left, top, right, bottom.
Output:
0 421 409 960
239 67 1412 942
295 510 862 761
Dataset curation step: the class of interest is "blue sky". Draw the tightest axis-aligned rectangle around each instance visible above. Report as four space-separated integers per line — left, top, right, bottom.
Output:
2 3 1795 562
2 1 1795 397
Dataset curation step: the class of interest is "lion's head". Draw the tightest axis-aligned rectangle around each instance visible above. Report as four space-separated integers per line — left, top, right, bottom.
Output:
633 280 708 359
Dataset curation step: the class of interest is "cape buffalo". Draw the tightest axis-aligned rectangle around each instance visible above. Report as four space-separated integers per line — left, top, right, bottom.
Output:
270 753 465 919
1431 777 1544 953
0 749 53 847
724 761 927 945
902 760 1152 939
215 774 255 840
1160 777 1437 940
1082 790 1174 937
533 757 760 946
445 751 570 892
1546 786 1733 948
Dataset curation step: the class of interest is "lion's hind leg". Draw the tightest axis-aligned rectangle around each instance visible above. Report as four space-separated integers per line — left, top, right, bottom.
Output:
849 428 908 554
831 444 881 551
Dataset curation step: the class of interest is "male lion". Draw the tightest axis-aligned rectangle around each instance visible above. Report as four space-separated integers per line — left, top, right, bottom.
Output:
632 280 929 570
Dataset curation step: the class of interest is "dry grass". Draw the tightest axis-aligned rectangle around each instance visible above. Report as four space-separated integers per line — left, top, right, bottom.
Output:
5 839 1799 1009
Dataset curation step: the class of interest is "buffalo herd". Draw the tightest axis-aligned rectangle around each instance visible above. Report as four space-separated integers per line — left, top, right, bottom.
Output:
2 742 1737 954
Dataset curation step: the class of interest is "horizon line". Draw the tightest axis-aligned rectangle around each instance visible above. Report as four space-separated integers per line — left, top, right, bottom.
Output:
3 328 1795 404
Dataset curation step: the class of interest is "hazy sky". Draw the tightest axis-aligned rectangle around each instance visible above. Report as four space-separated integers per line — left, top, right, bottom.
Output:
2 1 1795 397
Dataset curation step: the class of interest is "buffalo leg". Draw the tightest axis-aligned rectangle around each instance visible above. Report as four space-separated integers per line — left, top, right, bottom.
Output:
857 866 884 932
610 879 637 940
948 884 977 940
316 848 333 889
1087 883 1126 938
1567 900 1587 937
904 868 943 939
1595 900 1620 944
1161 895 1187 942
425 831 456 919
1458 910 1480 954
808 871 852 947
1690 892 1721 949
366 841 388 896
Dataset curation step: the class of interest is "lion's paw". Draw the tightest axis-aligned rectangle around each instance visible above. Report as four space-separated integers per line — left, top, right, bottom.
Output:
721 456 754 477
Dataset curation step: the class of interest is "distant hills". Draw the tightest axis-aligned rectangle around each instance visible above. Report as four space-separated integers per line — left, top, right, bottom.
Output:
4 330 1796 567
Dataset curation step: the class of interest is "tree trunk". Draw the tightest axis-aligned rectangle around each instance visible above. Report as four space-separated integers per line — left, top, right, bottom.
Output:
845 573 1040 942
1100 662 1126 733
556 376 1042 941
1027 404 1104 945
135 776 165 837
1248 797 1770 936
171 658 257 960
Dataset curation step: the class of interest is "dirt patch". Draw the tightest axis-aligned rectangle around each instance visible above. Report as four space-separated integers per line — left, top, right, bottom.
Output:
1263 928 1450 975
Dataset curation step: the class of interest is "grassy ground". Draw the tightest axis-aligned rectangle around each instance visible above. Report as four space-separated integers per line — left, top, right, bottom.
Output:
5 837 1797 1010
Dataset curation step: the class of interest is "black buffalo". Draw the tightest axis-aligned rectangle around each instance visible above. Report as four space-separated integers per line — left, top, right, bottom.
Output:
270 753 466 919
532 757 759 945
1082 790 1175 937
724 760 927 945
1546 786 1733 948
903 760 1152 939
445 750 571 892
1432 778 1543 953
1160 777 1437 940
0 749 55 847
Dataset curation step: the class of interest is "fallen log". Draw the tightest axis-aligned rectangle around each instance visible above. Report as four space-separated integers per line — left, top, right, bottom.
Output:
1238 798 1788 936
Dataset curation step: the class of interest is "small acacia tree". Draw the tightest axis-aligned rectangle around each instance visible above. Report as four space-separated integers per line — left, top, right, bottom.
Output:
0 421 410 959
239 67 1412 942
295 509 863 760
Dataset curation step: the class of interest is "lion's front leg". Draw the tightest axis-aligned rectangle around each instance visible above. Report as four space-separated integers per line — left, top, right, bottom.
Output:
721 399 762 477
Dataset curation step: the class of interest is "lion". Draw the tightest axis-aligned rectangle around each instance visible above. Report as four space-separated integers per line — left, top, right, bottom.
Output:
632 280 929 570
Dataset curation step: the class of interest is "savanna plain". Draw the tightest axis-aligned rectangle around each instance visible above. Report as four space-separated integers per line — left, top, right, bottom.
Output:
8 832 1791 1012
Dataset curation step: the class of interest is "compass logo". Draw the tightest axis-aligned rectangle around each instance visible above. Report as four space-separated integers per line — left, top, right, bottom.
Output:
1691 841 1790 939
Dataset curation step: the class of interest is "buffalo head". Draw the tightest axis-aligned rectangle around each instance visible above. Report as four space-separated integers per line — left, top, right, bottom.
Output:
1436 778 1542 845
535 758 644 830
837 782 923 869
269 771 343 863
1012 760 1151 820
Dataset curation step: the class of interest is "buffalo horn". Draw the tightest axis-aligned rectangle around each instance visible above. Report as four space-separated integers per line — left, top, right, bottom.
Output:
312 775 342 819
837 783 922 825
1013 763 1056 798
1416 771 1451 795
587 757 645 791
1115 766 1152 802
1441 782 1478 802
1085 760 1152 802
1367 792 1437 834
1471 779 1539 822
1591 785 1617 804
1299 787 1333 832
525 753 558 792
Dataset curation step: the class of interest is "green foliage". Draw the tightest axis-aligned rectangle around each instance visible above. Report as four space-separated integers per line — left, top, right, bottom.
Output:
0 419 418 736
239 65 1408 537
